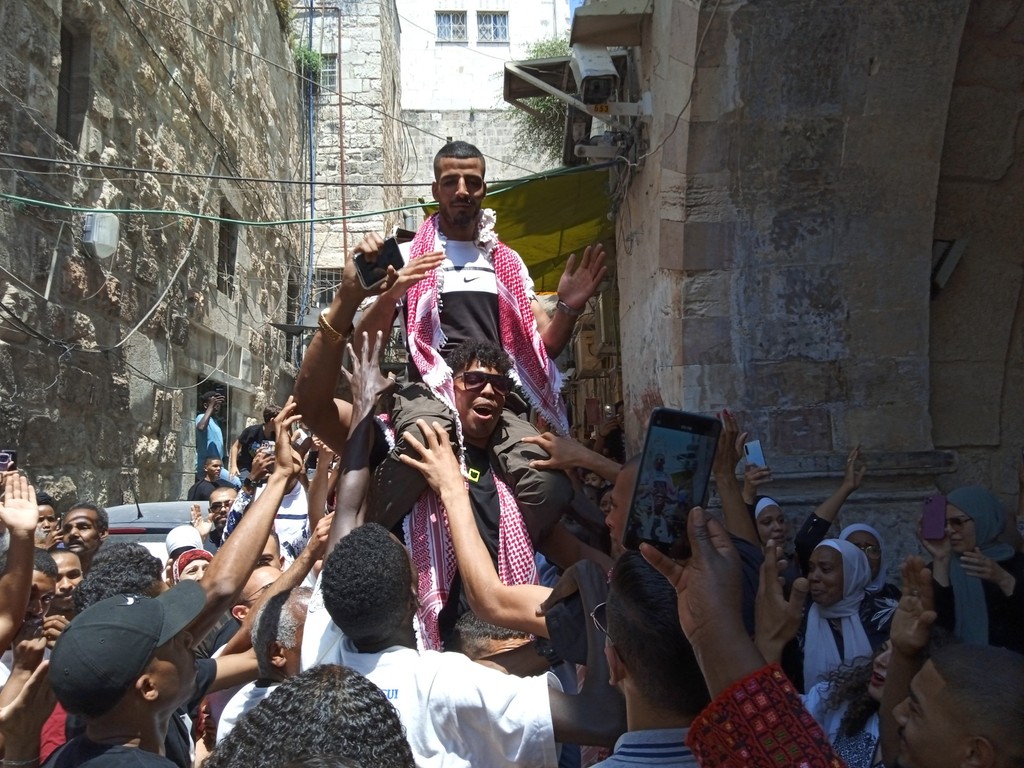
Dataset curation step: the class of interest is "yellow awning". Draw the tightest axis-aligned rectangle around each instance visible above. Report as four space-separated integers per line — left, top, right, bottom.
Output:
422 165 615 293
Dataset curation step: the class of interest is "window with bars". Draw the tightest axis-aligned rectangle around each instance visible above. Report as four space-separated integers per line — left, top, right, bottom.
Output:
477 12 509 43
313 269 343 306
320 55 337 92
217 203 239 298
436 11 468 43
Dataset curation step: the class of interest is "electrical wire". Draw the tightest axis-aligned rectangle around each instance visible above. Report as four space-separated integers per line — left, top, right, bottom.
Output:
127 0 539 177
0 162 611 227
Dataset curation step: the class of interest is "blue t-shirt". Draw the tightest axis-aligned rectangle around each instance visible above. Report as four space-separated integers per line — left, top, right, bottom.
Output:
195 413 225 475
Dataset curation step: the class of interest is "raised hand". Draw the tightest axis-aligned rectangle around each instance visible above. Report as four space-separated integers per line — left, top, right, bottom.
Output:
340 331 396 417
642 507 765 696
755 542 808 663
0 474 39 534
556 243 607 311
890 556 937 657
381 250 445 301
842 445 866 492
641 507 742 646
272 397 304 477
398 419 464 498
305 512 333 562
713 409 746 478
742 464 774 504
191 504 213 541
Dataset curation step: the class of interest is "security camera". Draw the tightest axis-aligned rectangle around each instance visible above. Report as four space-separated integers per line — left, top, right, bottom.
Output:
569 44 619 105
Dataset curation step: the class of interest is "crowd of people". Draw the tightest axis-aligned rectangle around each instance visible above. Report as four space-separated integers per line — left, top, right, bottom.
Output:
1 141 1023 768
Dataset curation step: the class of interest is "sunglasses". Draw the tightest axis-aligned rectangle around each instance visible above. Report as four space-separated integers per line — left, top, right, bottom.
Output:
454 371 514 396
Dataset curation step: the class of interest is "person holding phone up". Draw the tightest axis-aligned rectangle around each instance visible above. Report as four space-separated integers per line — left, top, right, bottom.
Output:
295 140 608 561
919 486 1024 654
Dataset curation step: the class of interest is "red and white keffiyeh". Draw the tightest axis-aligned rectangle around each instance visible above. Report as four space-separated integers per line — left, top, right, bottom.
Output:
377 414 538 651
403 472 538 651
404 211 570 436
387 212 567 648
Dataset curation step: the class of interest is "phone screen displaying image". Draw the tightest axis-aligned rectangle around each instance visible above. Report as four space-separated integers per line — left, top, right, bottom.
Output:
623 409 721 556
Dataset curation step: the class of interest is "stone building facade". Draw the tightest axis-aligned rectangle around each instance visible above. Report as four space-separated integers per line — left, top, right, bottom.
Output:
292 0 404 307
613 0 1024 570
396 0 572 202
0 0 304 504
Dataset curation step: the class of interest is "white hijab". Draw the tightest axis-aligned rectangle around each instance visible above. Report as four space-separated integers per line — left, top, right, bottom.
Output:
803 539 872 689
840 523 887 594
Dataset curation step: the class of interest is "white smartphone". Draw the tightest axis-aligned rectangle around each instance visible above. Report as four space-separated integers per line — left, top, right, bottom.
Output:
743 439 767 468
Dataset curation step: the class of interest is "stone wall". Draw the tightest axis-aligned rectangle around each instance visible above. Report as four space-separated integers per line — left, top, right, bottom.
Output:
617 0 972 572
930 0 1024 504
294 0 404 276
399 109 550 203
0 0 303 505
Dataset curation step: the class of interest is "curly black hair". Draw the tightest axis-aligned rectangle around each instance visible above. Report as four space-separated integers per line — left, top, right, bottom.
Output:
446 341 511 377
203 665 414 768
820 653 878 738
280 758 364 768
320 524 414 647
73 542 163 613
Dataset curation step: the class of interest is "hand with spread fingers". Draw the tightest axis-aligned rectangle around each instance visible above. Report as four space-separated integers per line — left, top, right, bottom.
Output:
340 330 397 418
556 243 607 312
0 474 39 535
398 419 464 499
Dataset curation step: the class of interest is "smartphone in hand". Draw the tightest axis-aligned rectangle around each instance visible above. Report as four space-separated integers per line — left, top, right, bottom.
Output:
622 408 721 556
743 439 768 468
921 494 947 540
354 237 405 289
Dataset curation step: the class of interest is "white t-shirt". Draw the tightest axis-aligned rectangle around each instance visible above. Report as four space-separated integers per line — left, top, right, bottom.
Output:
254 480 309 569
399 236 537 363
215 680 278 744
301 574 559 768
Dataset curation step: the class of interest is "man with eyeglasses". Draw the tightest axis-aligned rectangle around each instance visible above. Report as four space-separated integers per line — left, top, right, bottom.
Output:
403 340 611 649
206 487 237 550
586 551 707 767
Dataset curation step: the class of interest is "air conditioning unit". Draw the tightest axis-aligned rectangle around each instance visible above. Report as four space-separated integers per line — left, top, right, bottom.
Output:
573 328 604 378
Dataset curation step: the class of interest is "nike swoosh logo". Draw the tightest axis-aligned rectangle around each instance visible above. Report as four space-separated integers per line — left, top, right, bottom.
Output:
462 273 481 282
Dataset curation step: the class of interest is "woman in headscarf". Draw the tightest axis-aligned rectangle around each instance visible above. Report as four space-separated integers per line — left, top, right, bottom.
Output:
799 539 873 690
839 523 901 647
172 547 213 584
921 486 1024 653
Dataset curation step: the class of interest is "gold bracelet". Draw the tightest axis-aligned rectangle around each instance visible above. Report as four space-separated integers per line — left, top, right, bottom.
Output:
317 309 350 345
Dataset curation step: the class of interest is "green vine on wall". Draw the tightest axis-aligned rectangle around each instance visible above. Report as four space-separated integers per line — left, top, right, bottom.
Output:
293 44 324 82
506 35 571 166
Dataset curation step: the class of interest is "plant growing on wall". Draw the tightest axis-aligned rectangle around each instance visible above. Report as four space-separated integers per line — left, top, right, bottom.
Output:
506 35 571 166
293 44 324 84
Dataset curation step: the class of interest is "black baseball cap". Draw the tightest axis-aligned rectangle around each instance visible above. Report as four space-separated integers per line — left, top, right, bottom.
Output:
50 581 206 716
